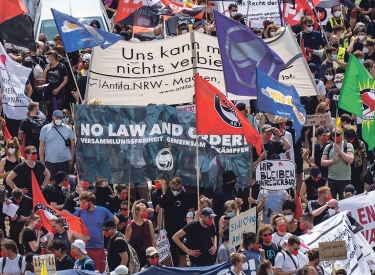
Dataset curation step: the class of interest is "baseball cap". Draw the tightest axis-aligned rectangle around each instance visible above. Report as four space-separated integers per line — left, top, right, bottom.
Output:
334 74 344 82
72 240 87 254
201 207 217 217
82 53 91 61
344 184 356 193
54 171 68 183
310 166 321 177
25 252 35 263
52 110 63 117
355 22 365 28
236 103 246 111
110 265 129 275
145 247 158 257
261 124 275 132
101 219 116 229
263 19 274 27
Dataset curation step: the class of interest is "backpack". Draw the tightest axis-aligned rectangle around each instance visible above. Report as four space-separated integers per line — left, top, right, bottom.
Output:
2 255 23 272
42 184 54 204
29 57 43 80
365 163 375 186
28 117 45 134
115 236 140 274
325 141 348 156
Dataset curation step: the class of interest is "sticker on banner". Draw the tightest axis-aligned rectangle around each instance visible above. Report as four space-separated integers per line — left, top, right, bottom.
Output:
156 148 173 170
255 160 296 190
229 207 257 249
156 229 170 262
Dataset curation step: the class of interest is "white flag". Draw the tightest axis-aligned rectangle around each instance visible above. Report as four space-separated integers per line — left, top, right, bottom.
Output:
0 44 32 120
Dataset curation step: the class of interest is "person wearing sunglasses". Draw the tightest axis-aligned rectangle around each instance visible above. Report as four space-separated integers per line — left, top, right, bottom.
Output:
321 129 354 200
101 219 129 273
257 224 282 265
274 236 301 275
142 247 164 270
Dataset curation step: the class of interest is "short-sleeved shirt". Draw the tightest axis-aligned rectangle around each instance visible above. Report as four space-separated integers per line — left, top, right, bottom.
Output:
50 185 66 205
260 242 281 265
274 250 299 273
56 254 74 271
241 249 262 275
304 176 327 201
365 51 375 62
272 232 292 246
257 190 289 225
183 221 215 266
0 254 26 275
327 87 346 117
217 242 236 262
39 123 74 163
22 228 42 254
352 141 367 168
19 116 46 149
73 206 114 248
73 256 95 271
305 200 327 225
254 140 286 161
107 232 129 271
44 62 68 100
62 191 80 214
9 195 33 232
296 31 325 64
323 142 354 181
12 161 46 197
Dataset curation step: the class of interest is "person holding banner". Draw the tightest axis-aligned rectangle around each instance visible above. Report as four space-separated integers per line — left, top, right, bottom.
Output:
305 186 331 225
218 200 239 239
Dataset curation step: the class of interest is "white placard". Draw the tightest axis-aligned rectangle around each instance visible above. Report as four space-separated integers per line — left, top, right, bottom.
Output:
255 160 296 190
229 207 257 249
304 114 331 127
156 229 170 262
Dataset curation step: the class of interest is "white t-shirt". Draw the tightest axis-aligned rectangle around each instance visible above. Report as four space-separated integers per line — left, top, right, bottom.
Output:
0 254 27 275
316 79 326 96
274 250 299 274
272 232 292 246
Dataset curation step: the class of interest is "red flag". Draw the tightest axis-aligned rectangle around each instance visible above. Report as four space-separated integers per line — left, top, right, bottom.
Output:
0 0 27 24
294 189 303 220
2 125 11 143
195 74 262 156
31 171 89 237
283 0 318 29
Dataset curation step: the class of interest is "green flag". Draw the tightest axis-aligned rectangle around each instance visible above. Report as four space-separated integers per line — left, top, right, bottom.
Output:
338 55 375 150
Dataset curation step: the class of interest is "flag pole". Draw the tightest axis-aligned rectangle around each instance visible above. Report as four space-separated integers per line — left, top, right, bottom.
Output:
278 0 284 26
248 144 253 202
65 54 83 103
311 125 316 164
245 1 250 28
312 6 330 46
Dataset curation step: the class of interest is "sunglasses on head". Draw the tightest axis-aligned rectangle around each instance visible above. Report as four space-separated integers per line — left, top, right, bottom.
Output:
263 233 272 237
149 254 159 259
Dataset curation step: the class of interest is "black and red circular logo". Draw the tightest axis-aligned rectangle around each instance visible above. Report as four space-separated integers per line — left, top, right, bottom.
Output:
214 94 242 128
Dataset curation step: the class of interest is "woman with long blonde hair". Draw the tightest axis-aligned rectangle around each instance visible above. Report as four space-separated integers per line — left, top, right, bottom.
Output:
20 214 42 254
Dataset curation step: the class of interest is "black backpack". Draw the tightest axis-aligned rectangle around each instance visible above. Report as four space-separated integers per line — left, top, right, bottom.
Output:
28 117 45 134
42 184 54 204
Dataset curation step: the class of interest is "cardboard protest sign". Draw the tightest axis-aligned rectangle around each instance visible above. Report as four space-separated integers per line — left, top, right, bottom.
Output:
229 207 256 249
319 241 347 261
255 160 296 190
339 192 375 247
304 114 331 127
33 254 56 275
156 229 170 262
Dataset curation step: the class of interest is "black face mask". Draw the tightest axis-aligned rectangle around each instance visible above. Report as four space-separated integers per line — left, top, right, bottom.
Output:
331 43 339 49
223 180 237 190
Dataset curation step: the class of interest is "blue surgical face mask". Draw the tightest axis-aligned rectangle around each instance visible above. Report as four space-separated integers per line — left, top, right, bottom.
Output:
226 211 235 218
63 117 70 123
156 34 163 40
331 54 337 60
359 58 365 64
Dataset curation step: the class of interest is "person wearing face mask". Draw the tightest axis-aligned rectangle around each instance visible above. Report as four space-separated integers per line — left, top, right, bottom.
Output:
101 219 129 272
125 201 156 268
62 178 92 214
141 247 164 270
43 171 70 210
28 42 45 69
240 232 265 275
217 227 236 263
158 177 194 267
326 74 345 118
113 185 135 216
218 200 239 238
297 18 325 79
305 187 331 225
234 13 247 26
39 109 75 184
266 24 279 38
302 128 330 179
20 214 43 254
300 166 327 205
49 240 74 271
299 213 314 234
321 129 354 200
77 54 91 101
272 117 294 161
328 35 349 65
295 249 322 275
194 21 206 33
271 215 292 246
172 207 217 267
282 201 303 236
0 239 26 275
364 40 375 62
73 191 119 273
325 5 352 48
8 188 33 255
274 236 301 275
257 225 282 265
322 199 364 233
226 252 247 275
45 215 89 257
347 26 369 53
72 239 95 271
320 47 338 81
62 109 73 129
94 178 114 213
7 145 50 198
345 130 367 194
153 26 165 40
186 195 211 223
336 113 354 137
228 3 238 19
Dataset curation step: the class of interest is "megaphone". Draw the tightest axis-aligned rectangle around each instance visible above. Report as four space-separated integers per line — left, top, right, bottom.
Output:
313 49 325 58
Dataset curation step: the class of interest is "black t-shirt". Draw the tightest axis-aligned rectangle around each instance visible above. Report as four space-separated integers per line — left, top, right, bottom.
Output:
45 62 68 100
308 142 329 177
183 221 215 265
296 31 325 64
108 232 128 271
365 51 375 62
160 190 194 234
95 188 114 213
325 18 351 33
352 41 366 53
13 161 45 197
62 191 80 214
305 200 327 225
254 140 286 160
19 117 46 149
9 195 33 232
50 185 66 205
106 0 118 18
359 0 374 12
260 242 281 265
56 255 74 271
22 228 42 254
304 177 327 201
327 87 346 117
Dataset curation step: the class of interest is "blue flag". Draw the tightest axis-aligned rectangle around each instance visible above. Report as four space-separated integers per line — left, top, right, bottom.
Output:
51 9 122 53
256 68 306 140
214 10 284 97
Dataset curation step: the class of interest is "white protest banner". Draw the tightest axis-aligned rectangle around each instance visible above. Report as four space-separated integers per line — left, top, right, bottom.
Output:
0 44 32 120
176 104 195 113
156 229 170 262
355 232 375 271
229 207 256 249
255 160 296 190
87 32 226 105
33 254 56 275
338 192 375 247
299 212 371 275
304 114 331 127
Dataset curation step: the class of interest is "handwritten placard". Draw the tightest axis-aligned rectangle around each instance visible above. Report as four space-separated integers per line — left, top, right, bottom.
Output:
304 114 330 127
33 254 56 275
319 241 347 261
156 229 170 262
229 207 257 249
